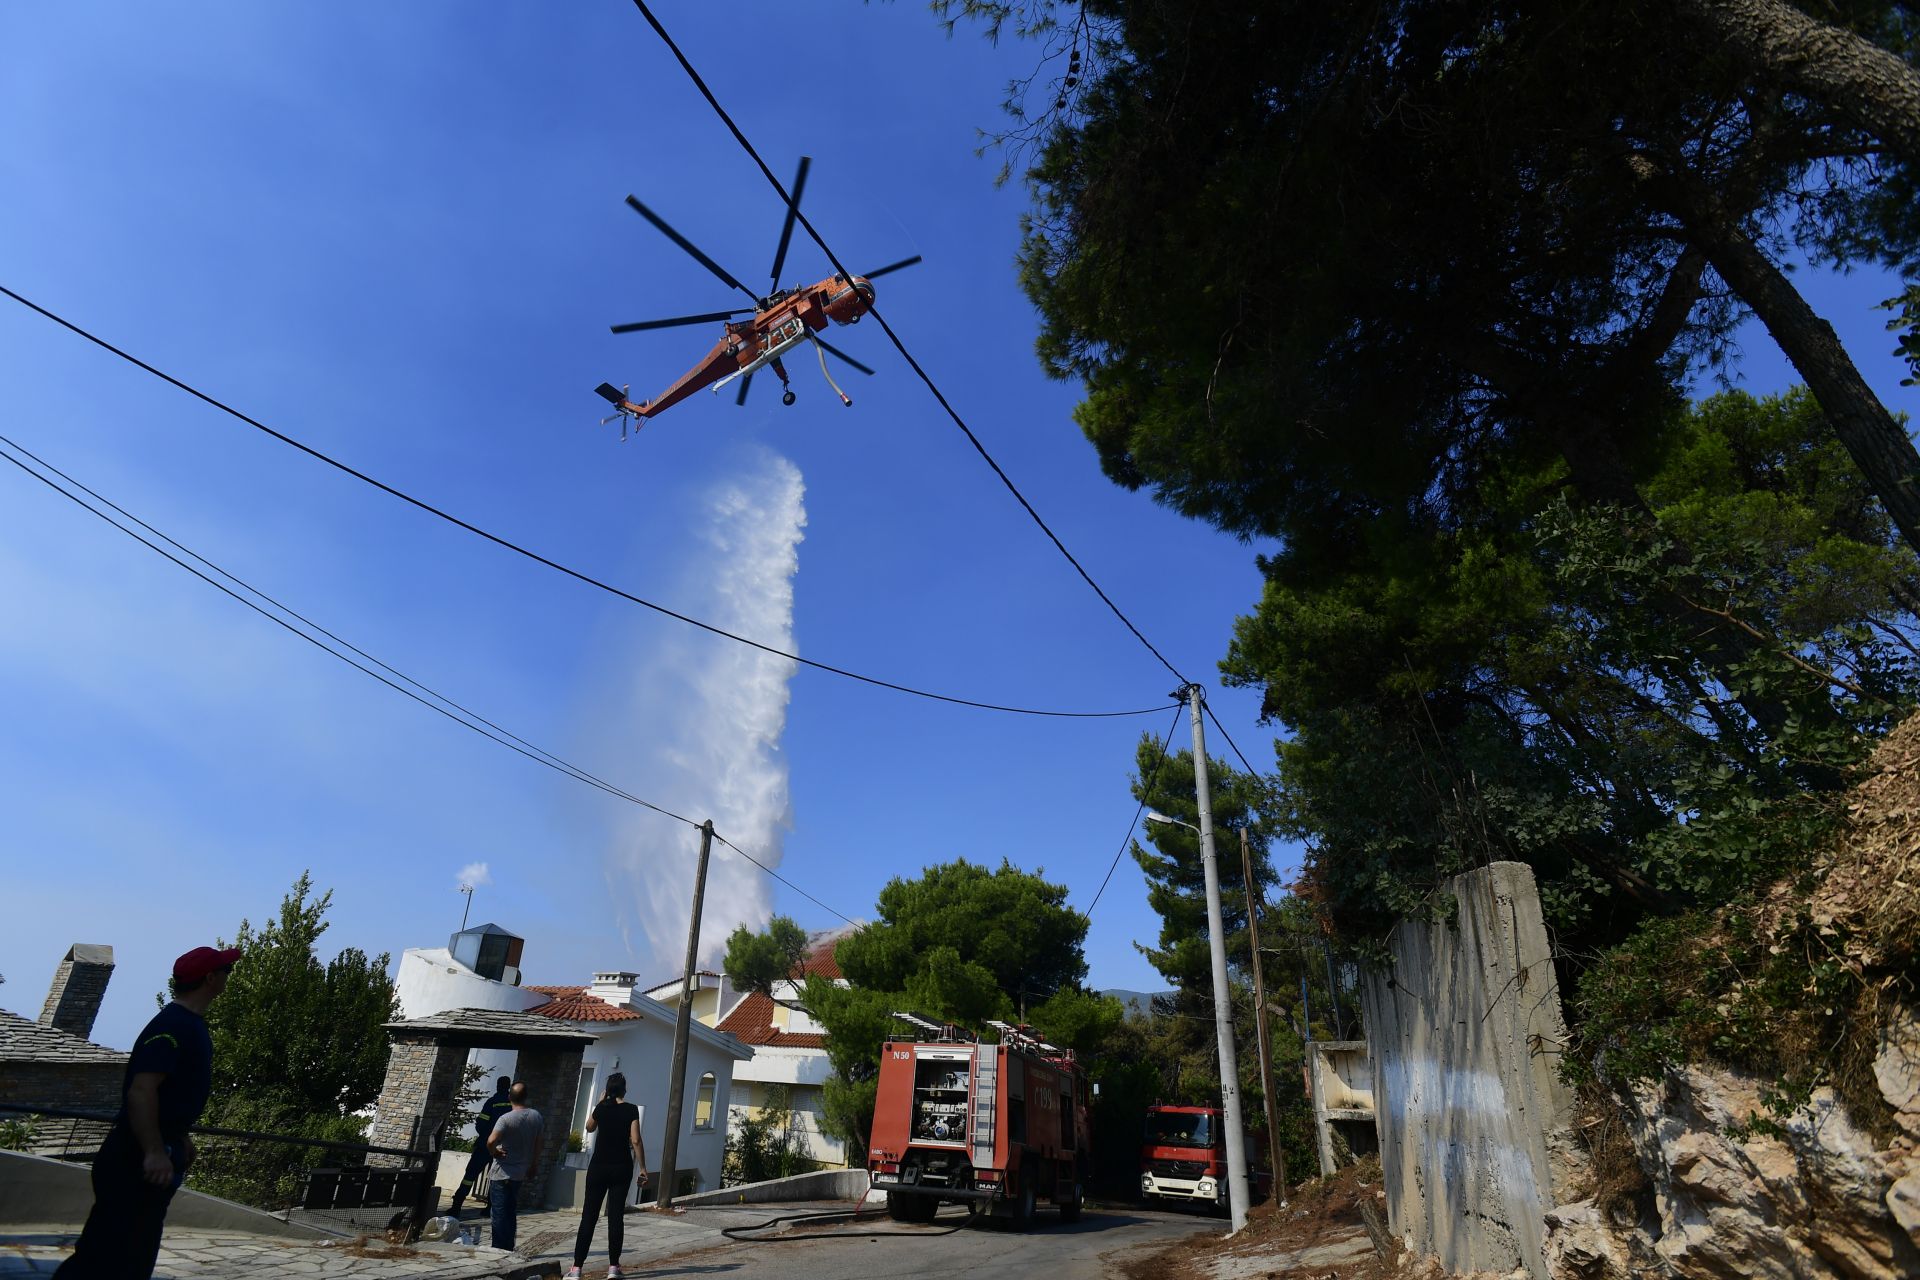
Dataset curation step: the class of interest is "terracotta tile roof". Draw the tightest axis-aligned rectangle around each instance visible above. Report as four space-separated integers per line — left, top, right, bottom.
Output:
799 937 843 981
530 991 644 1023
715 991 827 1049
525 984 586 997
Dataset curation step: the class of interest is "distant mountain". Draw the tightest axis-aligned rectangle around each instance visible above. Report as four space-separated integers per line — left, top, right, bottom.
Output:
1101 987 1175 1017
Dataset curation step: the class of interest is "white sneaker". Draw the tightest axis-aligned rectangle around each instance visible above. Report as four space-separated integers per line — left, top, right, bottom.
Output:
563 1269 581 1279
608 1267 625 1278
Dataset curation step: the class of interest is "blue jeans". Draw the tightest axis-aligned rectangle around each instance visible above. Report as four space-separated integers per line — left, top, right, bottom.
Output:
489 1178 521 1251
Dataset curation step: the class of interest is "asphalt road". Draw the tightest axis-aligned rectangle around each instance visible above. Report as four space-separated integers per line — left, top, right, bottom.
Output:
628 1203 1220 1280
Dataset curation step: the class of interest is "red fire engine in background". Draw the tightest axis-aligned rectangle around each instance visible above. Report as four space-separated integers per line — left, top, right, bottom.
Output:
1138 1103 1273 1214
867 1014 1089 1228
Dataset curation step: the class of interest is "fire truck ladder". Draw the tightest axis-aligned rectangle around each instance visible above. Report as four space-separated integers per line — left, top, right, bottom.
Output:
969 1043 998 1169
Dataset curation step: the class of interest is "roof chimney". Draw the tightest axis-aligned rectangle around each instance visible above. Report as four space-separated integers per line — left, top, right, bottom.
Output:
39 943 115 1041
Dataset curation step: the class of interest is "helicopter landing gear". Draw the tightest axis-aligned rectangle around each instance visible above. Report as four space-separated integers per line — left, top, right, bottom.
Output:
782 389 797 406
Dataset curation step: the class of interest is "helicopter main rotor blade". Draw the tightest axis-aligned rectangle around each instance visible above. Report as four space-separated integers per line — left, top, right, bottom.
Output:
735 371 755 406
610 308 752 334
861 255 923 281
767 156 812 291
624 194 756 300
814 336 876 376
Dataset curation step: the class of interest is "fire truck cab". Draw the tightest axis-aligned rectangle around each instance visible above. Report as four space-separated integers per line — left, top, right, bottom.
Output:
1139 1104 1243 1211
866 1015 1088 1229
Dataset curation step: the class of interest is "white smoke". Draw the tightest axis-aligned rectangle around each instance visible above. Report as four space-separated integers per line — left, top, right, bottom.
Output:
606 447 806 974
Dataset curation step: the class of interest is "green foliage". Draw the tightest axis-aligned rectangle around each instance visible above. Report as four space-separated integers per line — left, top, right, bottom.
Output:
1879 283 1920 386
723 915 810 998
182 1098 368 1209
1569 881 1897 1140
1128 741 1282 990
835 859 1089 1005
1026 986 1124 1056
723 1085 813 1185
1227 391 1919 948
0 1115 33 1152
179 873 399 1209
202 873 398 1116
801 859 1094 1157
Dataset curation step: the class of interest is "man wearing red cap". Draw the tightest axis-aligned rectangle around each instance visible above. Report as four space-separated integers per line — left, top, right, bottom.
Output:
55 944 238 1279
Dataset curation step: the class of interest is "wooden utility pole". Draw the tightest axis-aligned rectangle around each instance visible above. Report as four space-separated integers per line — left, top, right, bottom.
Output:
655 819 714 1208
1240 827 1289 1206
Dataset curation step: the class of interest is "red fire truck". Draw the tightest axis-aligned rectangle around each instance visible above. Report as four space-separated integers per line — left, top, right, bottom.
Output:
1138 1103 1270 1212
867 1014 1089 1228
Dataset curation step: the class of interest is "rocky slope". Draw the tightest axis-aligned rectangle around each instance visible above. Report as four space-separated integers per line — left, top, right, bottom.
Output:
1547 717 1920 1279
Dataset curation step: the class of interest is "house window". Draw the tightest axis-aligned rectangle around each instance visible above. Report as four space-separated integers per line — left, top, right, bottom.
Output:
571 1065 597 1137
693 1072 717 1130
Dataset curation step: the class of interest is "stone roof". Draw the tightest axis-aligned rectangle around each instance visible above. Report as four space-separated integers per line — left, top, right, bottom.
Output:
0 1009 126 1065
382 1008 596 1046
715 991 827 1049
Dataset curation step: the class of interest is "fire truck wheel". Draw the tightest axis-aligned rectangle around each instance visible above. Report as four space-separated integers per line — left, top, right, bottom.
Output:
1058 1174 1083 1224
1013 1178 1037 1231
887 1192 930 1223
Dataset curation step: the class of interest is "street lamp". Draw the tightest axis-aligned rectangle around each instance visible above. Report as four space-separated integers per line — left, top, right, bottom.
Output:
1145 811 1194 832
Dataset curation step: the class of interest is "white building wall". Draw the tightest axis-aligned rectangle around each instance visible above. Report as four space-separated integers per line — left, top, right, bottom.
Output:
394 948 550 1137
572 1021 740 1197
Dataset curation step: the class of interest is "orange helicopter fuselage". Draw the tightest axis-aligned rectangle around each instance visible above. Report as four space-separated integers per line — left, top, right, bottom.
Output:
629 274 874 419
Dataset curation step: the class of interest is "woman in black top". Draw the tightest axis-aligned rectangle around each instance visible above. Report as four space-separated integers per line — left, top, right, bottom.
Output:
568 1072 645 1279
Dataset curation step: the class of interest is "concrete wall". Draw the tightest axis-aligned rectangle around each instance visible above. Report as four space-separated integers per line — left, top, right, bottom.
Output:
674 1166 871 1207
1361 861 1580 1280
0 1149 330 1239
1308 1041 1376 1175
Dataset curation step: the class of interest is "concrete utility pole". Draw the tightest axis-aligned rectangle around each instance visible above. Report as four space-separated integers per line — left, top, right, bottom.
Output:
1184 684 1252 1232
1240 828 1289 1208
655 819 714 1208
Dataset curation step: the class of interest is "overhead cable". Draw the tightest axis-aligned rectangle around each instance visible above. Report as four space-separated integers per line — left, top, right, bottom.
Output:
625 0 1191 689
0 432 866 926
1203 701 1263 778
1084 702 1187 915
0 284 1172 722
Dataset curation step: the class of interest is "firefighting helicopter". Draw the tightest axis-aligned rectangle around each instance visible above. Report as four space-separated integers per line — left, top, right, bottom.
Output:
593 157 921 433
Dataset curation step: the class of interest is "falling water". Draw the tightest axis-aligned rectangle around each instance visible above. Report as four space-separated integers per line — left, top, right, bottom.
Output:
604 446 806 974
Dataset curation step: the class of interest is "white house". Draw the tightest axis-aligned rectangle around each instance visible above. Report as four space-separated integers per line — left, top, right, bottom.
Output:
394 924 752 1198
642 931 853 1169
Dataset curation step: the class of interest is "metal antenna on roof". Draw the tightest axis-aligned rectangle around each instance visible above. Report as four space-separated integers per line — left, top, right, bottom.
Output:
458 882 475 931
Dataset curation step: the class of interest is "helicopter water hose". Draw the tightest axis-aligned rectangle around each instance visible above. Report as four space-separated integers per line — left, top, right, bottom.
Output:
812 337 851 406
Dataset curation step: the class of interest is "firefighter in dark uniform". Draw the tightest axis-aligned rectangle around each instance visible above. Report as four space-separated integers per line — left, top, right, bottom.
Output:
449 1076 515 1215
55 945 237 1280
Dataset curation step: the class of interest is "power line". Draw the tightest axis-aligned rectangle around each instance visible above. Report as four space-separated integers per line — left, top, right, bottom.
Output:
1085 702 1187 915
1203 702 1262 778
712 831 861 931
0 284 1173 722
0 431 868 926
625 0 1191 690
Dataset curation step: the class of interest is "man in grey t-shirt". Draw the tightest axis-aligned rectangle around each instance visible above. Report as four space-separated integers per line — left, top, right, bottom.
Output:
484 1083 543 1251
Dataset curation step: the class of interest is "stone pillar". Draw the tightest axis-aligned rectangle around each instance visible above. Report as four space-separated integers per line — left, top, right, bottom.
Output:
515 1044 585 1206
39 944 114 1040
367 1035 470 1167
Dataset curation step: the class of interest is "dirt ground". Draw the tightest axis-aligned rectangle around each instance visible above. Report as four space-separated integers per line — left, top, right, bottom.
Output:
1117 1161 1406 1280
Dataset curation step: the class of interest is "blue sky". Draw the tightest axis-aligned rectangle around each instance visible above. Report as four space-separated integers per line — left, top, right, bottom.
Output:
0 3 1911 1052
